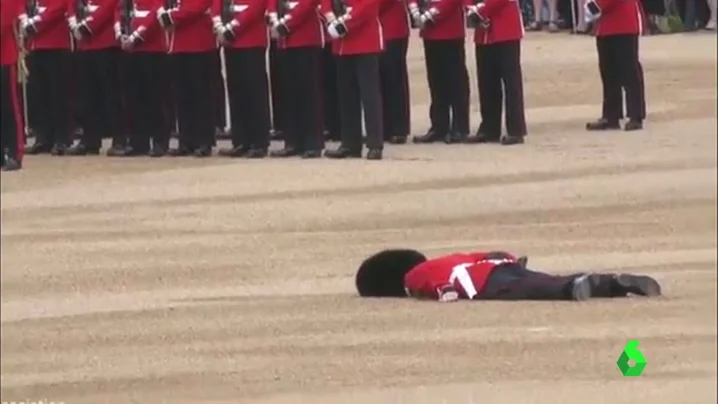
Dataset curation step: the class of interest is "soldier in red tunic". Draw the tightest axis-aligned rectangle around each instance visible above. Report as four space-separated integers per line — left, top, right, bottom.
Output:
268 0 326 158
356 249 663 302
409 0 471 144
66 0 125 156
584 0 646 132
1 0 26 170
379 0 411 145
114 0 171 156
158 0 217 157
20 0 74 155
465 0 527 145
213 0 271 158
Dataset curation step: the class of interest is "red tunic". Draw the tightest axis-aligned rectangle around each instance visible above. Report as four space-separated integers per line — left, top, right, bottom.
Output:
404 251 519 300
68 0 119 50
593 0 644 37
467 0 524 45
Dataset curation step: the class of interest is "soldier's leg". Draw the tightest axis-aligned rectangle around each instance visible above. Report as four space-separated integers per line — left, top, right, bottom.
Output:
273 47 301 155
293 46 323 155
469 44 502 142
325 56 363 157
125 52 148 153
25 50 52 153
47 49 72 154
68 50 102 154
617 34 646 130
99 48 125 153
1 64 24 169
447 38 470 142
380 37 410 143
415 40 450 143
587 36 622 130
269 40 285 138
355 53 383 157
321 44 340 141
211 50 227 136
243 47 270 155
146 53 170 155
498 40 527 144
220 48 247 154
169 54 195 155
190 51 215 156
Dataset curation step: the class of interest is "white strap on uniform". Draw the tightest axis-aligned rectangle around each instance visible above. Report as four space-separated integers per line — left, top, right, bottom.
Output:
449 263 478 299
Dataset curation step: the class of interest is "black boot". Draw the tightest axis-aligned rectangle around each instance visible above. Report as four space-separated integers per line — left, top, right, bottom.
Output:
464 131 499 144
1 157 22 171
67 143 100 156
446 132 467 144
386 135 407 144
149 142 168 157
624 120 643 131
586 118 620 131
365 149 383 160
587 274 661 298
301 149 322 159
246 147 268 158
193 145 212 157
412 130 445 144
168 145 193 157
25 142 52 155
500 134 525 146
50 143 68 156
218 145 249 157
324 147 362 159
269 147 299 158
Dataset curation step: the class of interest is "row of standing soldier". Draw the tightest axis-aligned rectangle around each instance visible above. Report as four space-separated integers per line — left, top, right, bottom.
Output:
3 0 533 164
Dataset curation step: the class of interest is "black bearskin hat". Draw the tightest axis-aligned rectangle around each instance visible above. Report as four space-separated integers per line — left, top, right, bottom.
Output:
355 249 427 297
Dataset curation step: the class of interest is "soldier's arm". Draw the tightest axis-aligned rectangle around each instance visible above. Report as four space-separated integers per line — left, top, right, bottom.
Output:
230 0 267 33
342 0 379 31
475 0 509 18
32 0 68 32
170 0 213 26
425 0 462 22
132 0 165 39
283 0 321 31
404 261 447 300
320 0 336 21
591 0 621 14
84 0 119 33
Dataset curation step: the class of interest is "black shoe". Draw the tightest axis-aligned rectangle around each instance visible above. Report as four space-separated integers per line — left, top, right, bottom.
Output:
624 120 643 131
168 146 193 157
269 147 299 158
269 129 284 140
412 130 445 144
193 145 212 157
387 135 407 145
614 274 661 297
66 143 100 156
500 134 525 146
115 146 149 157
446 132 468 144
465 132 499 144
149 144 167 157
105 145 131 157
301 149 322 159
366 148 383 160
1 157 22 171
50 143 68 156
324 147 362 159
25 143 52 155
586 118 621 131
246 148 267 158
218 145 249 157
570 274 593 301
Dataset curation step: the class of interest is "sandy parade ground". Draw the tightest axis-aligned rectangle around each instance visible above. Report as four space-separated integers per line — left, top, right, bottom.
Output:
1 32 717 403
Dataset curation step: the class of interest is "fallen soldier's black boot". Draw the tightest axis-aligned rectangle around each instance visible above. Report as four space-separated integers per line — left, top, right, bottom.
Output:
615 274 661 297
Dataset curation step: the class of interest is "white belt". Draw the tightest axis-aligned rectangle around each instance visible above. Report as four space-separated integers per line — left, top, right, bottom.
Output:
287 1 298 9
37 6 47 13
232 4 248 12
87 4 99 12
134 10 150 17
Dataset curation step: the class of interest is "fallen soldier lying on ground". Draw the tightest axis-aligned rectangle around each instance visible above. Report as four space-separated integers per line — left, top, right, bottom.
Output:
355 249 662 302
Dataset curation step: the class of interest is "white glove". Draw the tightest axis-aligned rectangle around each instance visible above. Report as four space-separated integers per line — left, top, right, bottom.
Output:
584 1 600 23
327 22 341 39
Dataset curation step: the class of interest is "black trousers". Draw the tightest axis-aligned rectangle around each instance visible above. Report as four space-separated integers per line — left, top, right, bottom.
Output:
1 64 24 161
225 47 271 149
27 49 71 146
171 51 215 150
335 53 383 150
162 55 178 136
125 52 168 151
479 264 580 300
77 48 123 149
379 37 410 139
321 43 340 138
475 40 527 138
423 39 470 136
596 35 646 122
211 50 227 131
278 46 323 152
269 40 286 133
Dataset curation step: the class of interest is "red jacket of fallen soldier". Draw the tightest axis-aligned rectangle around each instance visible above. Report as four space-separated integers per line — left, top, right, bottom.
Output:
404 251 518 300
